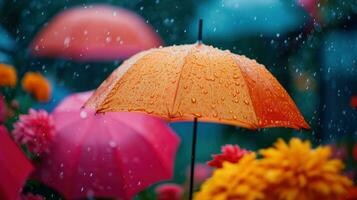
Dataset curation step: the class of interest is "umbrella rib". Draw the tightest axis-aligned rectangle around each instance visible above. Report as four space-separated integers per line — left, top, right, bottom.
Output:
104 122 131 199
231 54 260 128
105 116 172 199
66 120 92 198
170 45 195 116
107 115 172 177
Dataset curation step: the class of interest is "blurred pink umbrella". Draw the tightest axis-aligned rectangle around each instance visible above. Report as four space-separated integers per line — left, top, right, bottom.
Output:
30 5 162 61
36 91 180 200
0 125 34 200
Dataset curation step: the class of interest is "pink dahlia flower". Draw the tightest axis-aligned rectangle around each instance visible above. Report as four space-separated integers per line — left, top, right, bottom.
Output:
207 144 250 168
12 109 55 155
155 184 183 200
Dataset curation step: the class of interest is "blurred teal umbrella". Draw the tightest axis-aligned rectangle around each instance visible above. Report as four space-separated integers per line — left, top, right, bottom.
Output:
190 0 307 40
0 26 15 51
0 26 15 63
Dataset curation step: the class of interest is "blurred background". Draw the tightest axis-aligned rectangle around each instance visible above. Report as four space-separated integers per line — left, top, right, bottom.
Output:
0 0 356 199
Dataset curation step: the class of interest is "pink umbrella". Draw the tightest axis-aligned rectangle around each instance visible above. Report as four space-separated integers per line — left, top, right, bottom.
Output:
0 125 34 200
30 5 162 61
36 91 180 200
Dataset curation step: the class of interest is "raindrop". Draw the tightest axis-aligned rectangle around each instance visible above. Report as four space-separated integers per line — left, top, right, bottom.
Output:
193 113 202 117
109 141 117 148
63 37 70 47
59 171 64 179
80 110 88 119
244 100 249 105
191 98 196 103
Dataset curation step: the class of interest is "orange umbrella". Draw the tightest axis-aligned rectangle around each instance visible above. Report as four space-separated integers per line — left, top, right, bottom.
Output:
30 5 162 61
85 20 309 199
85 47 308 130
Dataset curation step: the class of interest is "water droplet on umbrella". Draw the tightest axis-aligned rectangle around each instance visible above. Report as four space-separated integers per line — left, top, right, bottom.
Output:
59 171 64 179
109 141 117 148
191 98 196 103
193 113 202 117
244 100 249 105
80 110 88 119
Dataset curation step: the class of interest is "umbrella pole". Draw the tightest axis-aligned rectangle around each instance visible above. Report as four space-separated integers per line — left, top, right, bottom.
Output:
188 19 203 200
188 117 198 200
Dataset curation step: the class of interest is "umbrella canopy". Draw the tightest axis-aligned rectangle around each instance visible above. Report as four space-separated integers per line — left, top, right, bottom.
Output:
30 5 162 61
36 91 180 200
85 44 309 129
0 125 34 200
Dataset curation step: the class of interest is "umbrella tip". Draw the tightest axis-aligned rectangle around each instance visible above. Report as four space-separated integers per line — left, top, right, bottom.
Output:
198 19 203 44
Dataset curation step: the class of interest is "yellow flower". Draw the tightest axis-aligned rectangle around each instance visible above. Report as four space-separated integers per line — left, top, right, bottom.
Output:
22 72 52 102
195 138 352 200
194 153 267 200
260 138 352 200
0 63 17 87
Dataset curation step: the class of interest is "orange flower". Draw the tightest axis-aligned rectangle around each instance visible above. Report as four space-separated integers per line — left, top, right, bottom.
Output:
22 72 51 102
0 63 17 87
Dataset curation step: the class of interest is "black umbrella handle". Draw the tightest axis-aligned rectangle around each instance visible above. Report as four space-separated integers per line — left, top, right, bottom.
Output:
198 19 203 43
188 117 198 200
189 19 203 200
